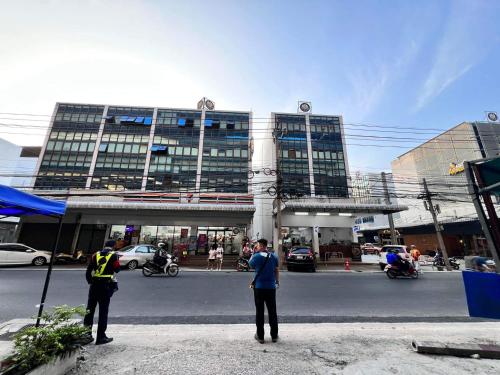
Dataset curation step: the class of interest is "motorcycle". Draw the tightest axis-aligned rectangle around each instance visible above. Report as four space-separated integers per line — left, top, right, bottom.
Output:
236 257 250 272
55 250 88 265
384 262 419 279
433 255 460 270
142 254 179 277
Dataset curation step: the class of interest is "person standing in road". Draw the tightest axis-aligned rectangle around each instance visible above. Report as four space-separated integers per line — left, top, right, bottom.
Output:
216 243 224 271
207 244 217 271
249 238 279 344
83 240 120 345
410 245 422 273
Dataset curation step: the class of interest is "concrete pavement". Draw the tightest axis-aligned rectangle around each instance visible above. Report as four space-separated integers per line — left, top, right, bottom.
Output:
68 323 500 375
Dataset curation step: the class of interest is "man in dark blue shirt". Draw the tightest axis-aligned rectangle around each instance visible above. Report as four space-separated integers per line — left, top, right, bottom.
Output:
249 238 280 343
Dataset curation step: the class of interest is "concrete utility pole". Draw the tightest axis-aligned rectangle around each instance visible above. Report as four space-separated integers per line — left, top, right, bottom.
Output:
422 178 452 271
381 172 398 245
274 122 285 266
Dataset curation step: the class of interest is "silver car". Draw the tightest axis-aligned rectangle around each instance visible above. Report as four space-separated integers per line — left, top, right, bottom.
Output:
0 243 52 266
116 244 158 270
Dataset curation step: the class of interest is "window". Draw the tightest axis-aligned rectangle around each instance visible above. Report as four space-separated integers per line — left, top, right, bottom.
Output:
178 118 186 127
99 143 108 152
205 119 213 128
227 121 235 130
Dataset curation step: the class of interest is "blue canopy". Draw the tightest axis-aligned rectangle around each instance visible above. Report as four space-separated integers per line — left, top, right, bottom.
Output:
0 184 66 217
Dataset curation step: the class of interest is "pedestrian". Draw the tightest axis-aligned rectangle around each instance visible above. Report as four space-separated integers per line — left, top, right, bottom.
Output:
83 240 120 345
216 243 224 271
249 238 279 344
410 245 422 273
207 244 217 271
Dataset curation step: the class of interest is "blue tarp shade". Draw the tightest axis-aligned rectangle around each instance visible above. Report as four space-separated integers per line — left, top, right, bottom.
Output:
0 184 66 217
144 117 153 125
462 271 500 319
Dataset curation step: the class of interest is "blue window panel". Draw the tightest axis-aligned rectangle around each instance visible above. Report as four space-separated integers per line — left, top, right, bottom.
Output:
127 116 136 122
226 136 249 140
158 146 167 151
144 117 153 125
204 119 213 127
178 118 186 126
151 145 159 152
120 116 129 122
135 117 145 123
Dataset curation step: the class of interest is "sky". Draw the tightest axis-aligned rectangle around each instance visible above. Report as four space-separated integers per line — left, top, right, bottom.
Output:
1 0 499 173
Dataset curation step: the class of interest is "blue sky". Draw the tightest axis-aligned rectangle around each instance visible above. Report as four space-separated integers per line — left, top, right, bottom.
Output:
1 0 499 172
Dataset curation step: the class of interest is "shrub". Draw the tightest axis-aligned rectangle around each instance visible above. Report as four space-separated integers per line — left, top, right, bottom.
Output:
8 305 89 373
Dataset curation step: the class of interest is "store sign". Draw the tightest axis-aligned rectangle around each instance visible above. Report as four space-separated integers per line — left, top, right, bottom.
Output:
449 162 465 176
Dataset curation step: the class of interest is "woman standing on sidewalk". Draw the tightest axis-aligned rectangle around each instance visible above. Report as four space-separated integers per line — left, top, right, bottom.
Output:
207 244 217 271
216 243 224 271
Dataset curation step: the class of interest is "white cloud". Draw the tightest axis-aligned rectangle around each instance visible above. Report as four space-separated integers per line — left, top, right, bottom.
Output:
415 0 499 111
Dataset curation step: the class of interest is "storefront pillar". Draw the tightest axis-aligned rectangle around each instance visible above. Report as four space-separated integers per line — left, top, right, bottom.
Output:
70 215 82 252
312 226 320 258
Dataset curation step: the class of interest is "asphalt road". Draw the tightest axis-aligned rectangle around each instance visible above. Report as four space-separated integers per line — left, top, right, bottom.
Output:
0 269 471 324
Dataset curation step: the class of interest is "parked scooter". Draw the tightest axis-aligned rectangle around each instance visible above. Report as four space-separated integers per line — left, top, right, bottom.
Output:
236 257 250 272
55 250 88 265
384 262 419 279
142 254 179 277
433 255 460 270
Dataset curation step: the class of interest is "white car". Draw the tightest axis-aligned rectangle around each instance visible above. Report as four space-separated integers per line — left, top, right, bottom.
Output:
116 244 159 270
378 245 411 270
0 243 52 266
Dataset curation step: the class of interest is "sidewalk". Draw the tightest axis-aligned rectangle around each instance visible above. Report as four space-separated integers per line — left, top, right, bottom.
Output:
65 323 500 374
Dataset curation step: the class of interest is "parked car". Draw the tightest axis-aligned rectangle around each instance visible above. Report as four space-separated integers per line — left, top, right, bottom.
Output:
286 246 316 272
361 243 381 255
0 243 52 266
116 244 159 270
378 245 411 270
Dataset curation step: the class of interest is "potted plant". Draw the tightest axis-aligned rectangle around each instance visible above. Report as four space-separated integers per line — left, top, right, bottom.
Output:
1 305 90 375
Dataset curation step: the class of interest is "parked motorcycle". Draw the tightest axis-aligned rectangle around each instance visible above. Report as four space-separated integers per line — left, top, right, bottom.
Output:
55 250 88 265
384 263 419 279
433 255 460 270
236 257 250 272
142 254 179 277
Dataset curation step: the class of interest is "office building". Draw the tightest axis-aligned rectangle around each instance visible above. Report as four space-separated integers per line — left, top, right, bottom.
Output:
20 100 254 256
254 103 405 257
391 119 500 255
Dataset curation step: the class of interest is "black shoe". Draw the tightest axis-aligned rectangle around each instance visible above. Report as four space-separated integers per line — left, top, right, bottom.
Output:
272 336 279 343
95 337 113 345
254 333 264 344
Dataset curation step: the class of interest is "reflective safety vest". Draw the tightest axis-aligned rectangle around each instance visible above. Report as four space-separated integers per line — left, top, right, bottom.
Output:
94 252 114 278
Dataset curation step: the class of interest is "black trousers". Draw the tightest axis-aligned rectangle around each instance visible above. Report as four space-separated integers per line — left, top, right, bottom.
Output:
254 288 278 339
83 282 113 340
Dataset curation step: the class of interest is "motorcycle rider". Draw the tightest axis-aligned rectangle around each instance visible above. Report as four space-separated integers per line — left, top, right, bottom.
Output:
387 249 411 274
153 242 169 268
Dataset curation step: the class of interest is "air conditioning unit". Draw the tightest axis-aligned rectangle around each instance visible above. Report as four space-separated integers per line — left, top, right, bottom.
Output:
297 101 312 113
486 111 498 122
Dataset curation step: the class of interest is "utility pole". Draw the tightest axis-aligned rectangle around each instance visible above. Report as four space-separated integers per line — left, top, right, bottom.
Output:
421 178 452 271
273 121 285 267
381 172 398 245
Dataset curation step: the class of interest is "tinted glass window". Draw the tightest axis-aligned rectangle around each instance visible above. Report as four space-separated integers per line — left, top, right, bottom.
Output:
120 246 135 252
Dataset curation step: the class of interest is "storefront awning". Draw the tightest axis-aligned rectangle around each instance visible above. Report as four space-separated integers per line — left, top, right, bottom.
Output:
282 199 407 214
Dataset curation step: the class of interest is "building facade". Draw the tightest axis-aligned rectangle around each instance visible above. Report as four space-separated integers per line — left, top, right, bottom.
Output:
0 140 40 242
253 106 405 258
391 120 500 255
21 101 254 256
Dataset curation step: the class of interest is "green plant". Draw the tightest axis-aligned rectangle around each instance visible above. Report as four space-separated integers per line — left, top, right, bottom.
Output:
9 305 89 373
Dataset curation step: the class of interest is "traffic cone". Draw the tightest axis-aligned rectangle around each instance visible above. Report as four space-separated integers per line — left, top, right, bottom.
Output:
345 259 350 271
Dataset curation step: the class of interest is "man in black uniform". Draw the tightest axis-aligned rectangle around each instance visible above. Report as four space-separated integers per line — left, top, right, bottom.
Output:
83 240 121 345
